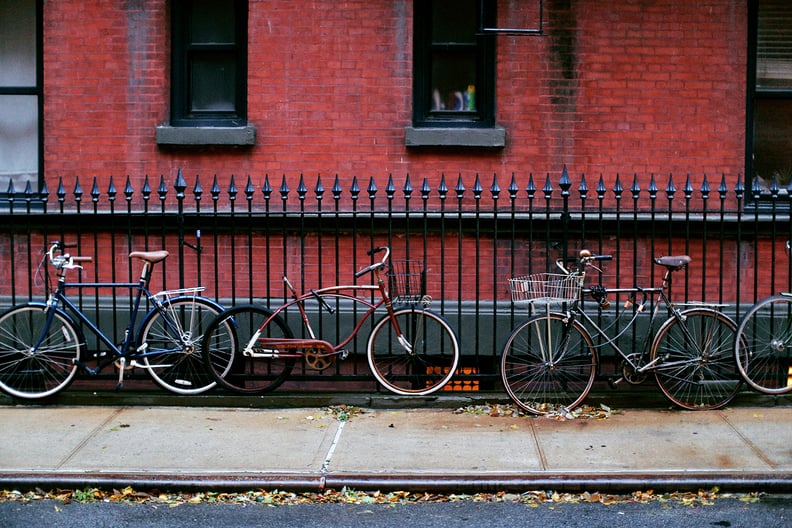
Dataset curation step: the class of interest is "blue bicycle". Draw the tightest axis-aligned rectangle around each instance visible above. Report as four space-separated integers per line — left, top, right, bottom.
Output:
0 241 230 399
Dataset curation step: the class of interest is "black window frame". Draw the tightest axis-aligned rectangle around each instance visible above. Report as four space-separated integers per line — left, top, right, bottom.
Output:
412 0 496 129
0 0 43 202
746 0 792 201
170 0 248 127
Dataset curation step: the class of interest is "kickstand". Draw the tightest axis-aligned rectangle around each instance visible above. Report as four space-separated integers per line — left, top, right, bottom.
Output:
116 357 126 390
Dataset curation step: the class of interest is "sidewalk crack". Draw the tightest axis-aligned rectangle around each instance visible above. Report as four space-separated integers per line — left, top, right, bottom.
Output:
319 417 347 488
719 411 777 469
57 407 126 469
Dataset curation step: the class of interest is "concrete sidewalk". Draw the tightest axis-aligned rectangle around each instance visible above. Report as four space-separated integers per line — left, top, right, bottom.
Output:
1 402 791 493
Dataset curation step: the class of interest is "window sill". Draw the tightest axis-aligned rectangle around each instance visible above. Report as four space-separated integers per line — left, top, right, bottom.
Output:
155 125 256 146
404 126 506 148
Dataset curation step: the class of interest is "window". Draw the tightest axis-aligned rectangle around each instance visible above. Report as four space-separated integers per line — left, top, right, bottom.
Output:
407 0 504 147
0 0 41 195
157 0 254 145
748 0 792 195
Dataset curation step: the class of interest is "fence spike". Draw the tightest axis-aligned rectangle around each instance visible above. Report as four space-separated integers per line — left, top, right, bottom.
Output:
596 174 606 200
175 168 187 197
366 176 376 199
245 175 256 200
665 174 676 199
455 173 465 199
91 177 100 203
316 175 326 200
421 177 431 199
332 174 342 200
613 174 623 199
700 174 710 200
193 175 202 201
559 166 571 197
683 174 693 199
226 175 237 202
297 174 308 200
438 174 448 199
473 173 483 199
508 173 519 199
211 175 221 200
107 176 117 201
630 174 640 199
158 175 168 201
578 172 588 200
261 174 272 200
142 175 152 201
526 173 536 199
386 174 396 198
490 173 500 199
350 175 360 200
542 173 553 199
718 174 728 200
279 174 288 200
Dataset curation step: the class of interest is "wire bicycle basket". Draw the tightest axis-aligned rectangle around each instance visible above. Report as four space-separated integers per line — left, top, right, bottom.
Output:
508 272 582 305
388 260 426 304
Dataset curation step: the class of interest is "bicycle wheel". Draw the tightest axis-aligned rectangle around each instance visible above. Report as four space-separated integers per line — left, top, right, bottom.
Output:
500 312 597 415
651 308 741 409
138 296 228 395
201 304 296 394
735 295 792 394
0 303 82 399
367 308 460 395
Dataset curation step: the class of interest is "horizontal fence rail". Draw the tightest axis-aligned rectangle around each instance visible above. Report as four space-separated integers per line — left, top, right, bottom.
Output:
1 167 790 394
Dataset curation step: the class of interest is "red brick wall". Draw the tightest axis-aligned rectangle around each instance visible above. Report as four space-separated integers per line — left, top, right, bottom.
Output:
42 0 747 201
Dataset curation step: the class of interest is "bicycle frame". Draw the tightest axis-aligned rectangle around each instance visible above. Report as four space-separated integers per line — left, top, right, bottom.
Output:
244 270 408 359
568 285 676 377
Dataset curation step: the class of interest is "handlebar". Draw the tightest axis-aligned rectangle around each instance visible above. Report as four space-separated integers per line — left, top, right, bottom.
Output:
354 246 390 278
47 241 92 270
555 249 612 274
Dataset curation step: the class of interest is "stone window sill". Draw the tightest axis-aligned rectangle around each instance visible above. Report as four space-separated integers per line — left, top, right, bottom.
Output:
404 126 506 147
155 125 256 146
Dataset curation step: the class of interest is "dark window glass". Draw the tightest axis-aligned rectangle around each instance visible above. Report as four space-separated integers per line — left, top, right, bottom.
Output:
171 0 247 126
413 0 495 128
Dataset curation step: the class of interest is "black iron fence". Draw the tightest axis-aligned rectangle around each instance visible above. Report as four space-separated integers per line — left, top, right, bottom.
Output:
1 167 789 392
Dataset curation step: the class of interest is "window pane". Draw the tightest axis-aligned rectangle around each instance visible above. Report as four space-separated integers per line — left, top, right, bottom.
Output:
0 0 36 87
430 51 477 112
757 0 792 90
0 95 38 192
753 98 792 189
190 54 236 112
432 0 476 44
190 0 235 44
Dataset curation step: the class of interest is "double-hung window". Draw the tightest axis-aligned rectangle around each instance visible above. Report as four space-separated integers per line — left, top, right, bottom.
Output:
407 0 504 147
157 0 254 145
0 0 41 196
748 0 792 197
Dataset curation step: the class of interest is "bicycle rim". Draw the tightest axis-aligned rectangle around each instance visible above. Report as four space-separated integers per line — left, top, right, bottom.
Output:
139 297 225 395
367 308 460 395
500 313 596 415
0 304 81 399
735 296 792 394
652 309 741 410
202 305 296 394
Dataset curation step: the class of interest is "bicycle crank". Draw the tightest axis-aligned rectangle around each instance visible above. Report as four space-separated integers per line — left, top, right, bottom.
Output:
621 353 648 385
304 349 336 370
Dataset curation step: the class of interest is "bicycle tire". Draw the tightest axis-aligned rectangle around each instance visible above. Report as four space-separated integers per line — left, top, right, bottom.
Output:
651 308 742 409
138 296 228 395
367 308 460 395
500 312 597 415
201 304 296 394
0 303 82 399
734 295 792 395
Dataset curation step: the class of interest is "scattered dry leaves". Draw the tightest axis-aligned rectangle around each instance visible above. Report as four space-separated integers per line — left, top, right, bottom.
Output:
0 486 762 507
454 403 621 420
